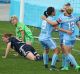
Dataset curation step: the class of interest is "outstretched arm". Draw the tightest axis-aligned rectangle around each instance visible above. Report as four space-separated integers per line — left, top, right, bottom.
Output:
58 27 72 35
2 42 11 58
41 16 58 26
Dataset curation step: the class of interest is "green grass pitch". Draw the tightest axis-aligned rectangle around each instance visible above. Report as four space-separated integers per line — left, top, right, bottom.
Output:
0 21 80 74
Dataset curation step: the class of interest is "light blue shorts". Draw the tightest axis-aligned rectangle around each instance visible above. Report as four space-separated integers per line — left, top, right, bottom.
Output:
60 38 63 45
63 39 75 47
40 38 57 50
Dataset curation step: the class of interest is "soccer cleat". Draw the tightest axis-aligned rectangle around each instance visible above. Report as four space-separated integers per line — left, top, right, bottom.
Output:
75 65 80 71
59 66 63 69
44 64 48 68
35 55 43 61
50 66 59 71
49 57 52 61
61 67 69 71
56 59 61 62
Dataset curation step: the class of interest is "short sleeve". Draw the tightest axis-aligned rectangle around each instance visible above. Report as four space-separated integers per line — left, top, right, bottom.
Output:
58 14 63 21
18 23 24 31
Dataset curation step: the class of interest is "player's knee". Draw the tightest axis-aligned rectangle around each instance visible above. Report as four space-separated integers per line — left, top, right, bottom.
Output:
44 49 49 54
54 48 59 54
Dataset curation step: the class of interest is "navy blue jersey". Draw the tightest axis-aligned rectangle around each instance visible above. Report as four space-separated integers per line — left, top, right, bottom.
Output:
9 37 25 54
9 37 37 57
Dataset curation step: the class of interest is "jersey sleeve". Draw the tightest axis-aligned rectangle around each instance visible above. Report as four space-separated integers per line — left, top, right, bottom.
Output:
18 23 24 31
57 14 63 21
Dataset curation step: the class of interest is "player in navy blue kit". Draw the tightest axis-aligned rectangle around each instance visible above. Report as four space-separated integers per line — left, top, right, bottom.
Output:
2 33 41 61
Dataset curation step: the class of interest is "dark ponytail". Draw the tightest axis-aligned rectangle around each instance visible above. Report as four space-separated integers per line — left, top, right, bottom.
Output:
44 11 48 18
44 7 55 18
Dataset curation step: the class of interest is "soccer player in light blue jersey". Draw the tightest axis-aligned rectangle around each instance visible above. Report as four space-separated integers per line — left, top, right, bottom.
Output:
59 3 80 68
57 7 80 70
58 3 72 68
57 7 80 71
39 7 59 70
41 7 80 71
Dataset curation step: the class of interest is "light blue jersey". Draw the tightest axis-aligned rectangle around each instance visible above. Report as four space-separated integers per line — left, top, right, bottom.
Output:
39 16 57 50
39 16 54 40
60 15 79 40
58 14 79 47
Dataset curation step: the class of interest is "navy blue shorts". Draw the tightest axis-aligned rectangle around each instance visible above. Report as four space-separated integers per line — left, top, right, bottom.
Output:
19 44 37 57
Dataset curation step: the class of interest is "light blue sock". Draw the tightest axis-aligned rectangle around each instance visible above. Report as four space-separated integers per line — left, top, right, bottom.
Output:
56 55 59 61
63 55 68 68
62 54 65 67
51 54 58 66
67 54 78 67
43 53 48 65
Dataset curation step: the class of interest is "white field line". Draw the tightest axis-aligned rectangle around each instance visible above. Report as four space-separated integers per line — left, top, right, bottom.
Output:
34 36 80 40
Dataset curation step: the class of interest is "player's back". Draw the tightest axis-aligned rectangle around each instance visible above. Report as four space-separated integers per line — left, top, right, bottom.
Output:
39 16 54 40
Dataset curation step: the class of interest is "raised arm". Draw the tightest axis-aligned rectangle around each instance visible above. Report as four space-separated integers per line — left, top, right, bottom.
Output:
2 42 11 58
41 16 58 26
58 27 72 35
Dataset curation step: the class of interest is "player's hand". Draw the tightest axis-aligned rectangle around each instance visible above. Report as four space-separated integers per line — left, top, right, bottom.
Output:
13 53 18 57
2 56 6 59
57 19 62 24
26 42 32 45
66 31 72 35
41 16 47 20
60 9 65 12
54 26 59 30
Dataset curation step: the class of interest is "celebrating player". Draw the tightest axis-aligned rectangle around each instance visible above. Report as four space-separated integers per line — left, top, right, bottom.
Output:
42 6 80 71
39 7 59 70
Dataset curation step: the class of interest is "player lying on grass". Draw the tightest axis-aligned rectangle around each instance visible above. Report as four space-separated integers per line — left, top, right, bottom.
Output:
10 16 34 45
42 7 80 71
2 33 41 61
